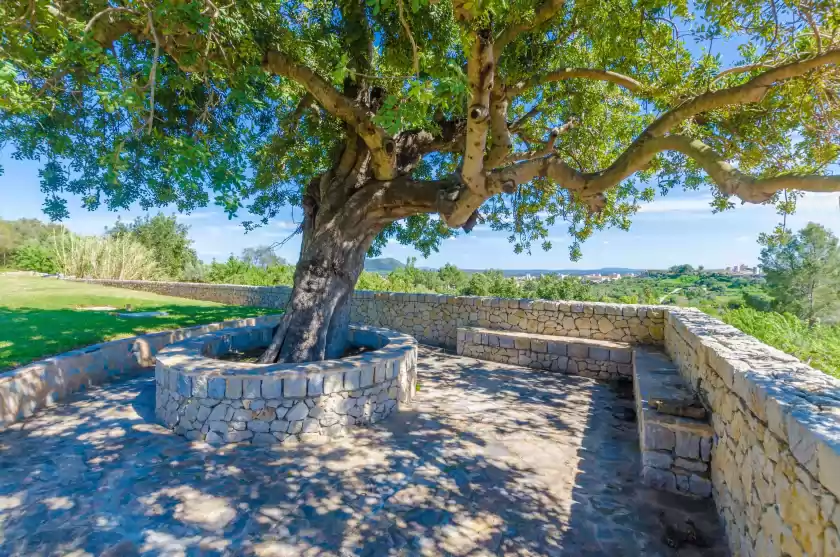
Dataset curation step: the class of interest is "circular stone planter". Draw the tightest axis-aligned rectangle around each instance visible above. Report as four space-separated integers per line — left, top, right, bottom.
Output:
154 323 418 445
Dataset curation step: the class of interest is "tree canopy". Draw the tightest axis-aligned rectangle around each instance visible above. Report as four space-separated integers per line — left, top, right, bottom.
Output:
760 222 840 324
2 0 838 261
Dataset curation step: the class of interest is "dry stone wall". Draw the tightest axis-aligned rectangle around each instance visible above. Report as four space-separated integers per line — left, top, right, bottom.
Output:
665 308 840 557
457 326 633 381
71 280 667 348
634 348 714 498
155 324 418 445
0 314 284 431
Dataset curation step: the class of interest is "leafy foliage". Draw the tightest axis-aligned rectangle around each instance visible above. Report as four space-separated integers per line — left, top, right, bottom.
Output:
722 308 840 378
12 243 59 274
205 256 295 286
0 218 65 264
107 213 199 279
760 223 840 324
240 245 288 269
1 0 836 262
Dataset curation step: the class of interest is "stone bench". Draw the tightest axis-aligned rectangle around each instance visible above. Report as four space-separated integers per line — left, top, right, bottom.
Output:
456 327 633 381
634 347 714 498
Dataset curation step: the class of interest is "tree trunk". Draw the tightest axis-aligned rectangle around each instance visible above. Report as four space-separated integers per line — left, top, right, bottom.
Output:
258 217 377 363
257 134 388 364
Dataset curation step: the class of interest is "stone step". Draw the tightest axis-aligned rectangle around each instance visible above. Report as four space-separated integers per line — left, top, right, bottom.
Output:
456 327 632 381
633 347 714 498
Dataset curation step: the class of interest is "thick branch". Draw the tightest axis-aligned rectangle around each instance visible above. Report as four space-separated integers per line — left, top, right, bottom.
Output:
460 30 495 194
485 85 513 168
510 68 642 96
485 134 840 208
264 51 396 180
494 0 565 59
650 136 840 203
645 48 840 137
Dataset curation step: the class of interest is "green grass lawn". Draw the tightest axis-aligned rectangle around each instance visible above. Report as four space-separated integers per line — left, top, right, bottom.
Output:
0 276 275 371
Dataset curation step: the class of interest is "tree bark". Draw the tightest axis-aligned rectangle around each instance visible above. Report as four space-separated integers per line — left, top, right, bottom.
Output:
257 135 388 364
258 218 376 363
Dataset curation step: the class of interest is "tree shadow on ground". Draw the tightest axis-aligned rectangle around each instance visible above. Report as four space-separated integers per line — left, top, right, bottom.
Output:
0 347 727 556
0 305 275 371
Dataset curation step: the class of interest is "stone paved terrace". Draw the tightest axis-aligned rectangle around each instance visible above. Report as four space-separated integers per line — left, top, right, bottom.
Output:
0 348 727 556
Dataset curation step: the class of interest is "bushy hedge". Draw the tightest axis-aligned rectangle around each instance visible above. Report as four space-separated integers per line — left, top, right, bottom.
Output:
722 307 840 378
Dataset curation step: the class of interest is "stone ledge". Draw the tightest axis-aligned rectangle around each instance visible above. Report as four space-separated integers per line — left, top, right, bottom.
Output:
456 326 633 381
634 347 714 498
155 324 418 445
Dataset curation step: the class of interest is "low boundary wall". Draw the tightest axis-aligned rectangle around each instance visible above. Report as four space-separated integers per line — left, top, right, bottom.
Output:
665 308 840 556
0 314 283 430
71 279 667 347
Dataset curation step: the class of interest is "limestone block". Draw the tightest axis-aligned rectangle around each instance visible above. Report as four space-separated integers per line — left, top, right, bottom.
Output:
674 457 707 473
610 349 631 364
642 451 673 470
344 369 362 391
308 373 324 396
688 475 712 498
547 341 567 356
589 346 610 362
286 401 309 422
243 379 261 399
567 344 588 359
643 423 676 451
360 366 375 388
531 340 548 353
225 378 242 399
323 373 343 395
192 375 208 398
675 431 701 459
261 379 282 399
642 467 677 491
514 337 530 350
177 374 192 397
207 378 226 399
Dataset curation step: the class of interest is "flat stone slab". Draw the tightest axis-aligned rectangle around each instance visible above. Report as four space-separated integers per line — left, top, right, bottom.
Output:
0 348 727 556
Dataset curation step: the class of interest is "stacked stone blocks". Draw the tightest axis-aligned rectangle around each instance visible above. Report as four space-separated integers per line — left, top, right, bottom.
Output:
457 327 633 381
0 314 284 431
155 324 418 444
634 348 714 498
73 279 666 350
666 308 840 557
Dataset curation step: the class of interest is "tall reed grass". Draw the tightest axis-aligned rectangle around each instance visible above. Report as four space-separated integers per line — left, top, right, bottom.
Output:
51 231 158 280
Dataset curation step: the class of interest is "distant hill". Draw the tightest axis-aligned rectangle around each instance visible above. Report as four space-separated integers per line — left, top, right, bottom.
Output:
460 267 645 277
364 257 405 273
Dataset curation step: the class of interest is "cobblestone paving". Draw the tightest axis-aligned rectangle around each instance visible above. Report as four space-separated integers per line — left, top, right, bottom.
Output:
0 348 728 556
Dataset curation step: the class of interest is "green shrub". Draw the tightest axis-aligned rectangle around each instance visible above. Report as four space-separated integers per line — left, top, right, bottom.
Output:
205 257 295 286
722 307 840 378
13 243 58 273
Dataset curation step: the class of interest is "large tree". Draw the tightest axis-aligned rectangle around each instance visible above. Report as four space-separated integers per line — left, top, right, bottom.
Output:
1 0 838 362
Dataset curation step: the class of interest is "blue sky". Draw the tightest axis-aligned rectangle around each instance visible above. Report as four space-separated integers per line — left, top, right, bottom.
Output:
2 151 838 270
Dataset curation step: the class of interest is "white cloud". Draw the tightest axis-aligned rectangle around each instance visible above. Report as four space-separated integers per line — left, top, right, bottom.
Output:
636 196 715 214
